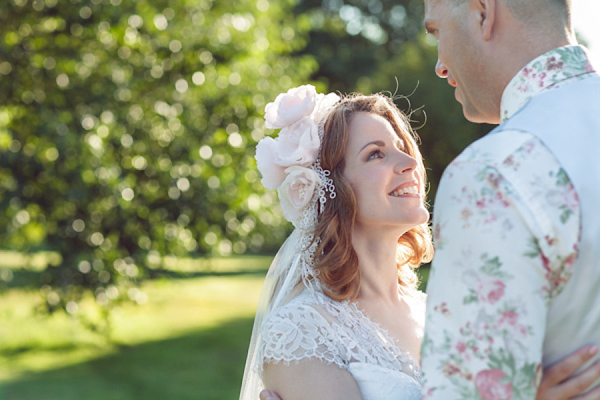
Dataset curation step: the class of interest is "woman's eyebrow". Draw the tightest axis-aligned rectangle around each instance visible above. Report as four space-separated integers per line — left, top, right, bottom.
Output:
357 140 385 155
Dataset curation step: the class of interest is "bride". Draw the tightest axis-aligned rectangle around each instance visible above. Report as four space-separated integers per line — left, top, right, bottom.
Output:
240 85 600 400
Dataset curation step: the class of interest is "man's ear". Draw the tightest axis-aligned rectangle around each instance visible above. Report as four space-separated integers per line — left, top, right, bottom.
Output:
472 0 496 41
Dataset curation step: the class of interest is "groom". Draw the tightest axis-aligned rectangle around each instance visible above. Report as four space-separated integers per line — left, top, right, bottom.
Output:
420 0 600 397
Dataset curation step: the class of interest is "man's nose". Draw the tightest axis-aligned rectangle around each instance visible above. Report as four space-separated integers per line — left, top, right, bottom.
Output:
435 59 448 78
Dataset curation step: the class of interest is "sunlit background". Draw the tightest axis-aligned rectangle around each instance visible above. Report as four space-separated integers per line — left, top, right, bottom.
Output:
1 1 598 399
573 0 600 65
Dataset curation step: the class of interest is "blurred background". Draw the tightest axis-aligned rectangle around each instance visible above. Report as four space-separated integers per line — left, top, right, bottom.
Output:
0 0 598 399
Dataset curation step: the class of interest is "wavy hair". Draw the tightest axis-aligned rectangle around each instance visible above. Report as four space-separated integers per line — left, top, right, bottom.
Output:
312 93 433 301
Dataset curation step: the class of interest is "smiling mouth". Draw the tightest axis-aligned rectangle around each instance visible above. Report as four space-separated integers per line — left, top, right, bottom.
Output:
389 185 419 197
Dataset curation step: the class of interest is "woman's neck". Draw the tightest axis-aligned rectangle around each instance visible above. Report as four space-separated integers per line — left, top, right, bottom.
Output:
351 226 404 304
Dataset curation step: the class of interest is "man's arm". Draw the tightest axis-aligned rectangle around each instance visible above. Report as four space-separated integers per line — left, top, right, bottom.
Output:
421 137 580 399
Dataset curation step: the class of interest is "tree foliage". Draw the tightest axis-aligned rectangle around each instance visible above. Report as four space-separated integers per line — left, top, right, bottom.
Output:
0 0 316 310
0 0 494 313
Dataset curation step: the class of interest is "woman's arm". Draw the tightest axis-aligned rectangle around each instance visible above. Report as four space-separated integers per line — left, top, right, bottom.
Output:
263 359 362 400
260 345 600 400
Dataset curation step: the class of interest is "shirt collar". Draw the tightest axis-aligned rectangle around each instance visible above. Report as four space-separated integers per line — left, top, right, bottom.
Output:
500 45 597 122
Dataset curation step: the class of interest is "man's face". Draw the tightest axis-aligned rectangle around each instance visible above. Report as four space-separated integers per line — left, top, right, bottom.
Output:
424 0 500 124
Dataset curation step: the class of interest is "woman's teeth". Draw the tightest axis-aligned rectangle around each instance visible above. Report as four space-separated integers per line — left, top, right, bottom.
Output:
390 186 418 197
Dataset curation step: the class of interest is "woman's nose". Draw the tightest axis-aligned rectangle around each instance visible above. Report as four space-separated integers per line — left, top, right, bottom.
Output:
435 59 448 79
394 152 418 174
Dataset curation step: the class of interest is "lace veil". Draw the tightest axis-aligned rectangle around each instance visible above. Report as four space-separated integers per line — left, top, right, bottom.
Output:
239 86 339 400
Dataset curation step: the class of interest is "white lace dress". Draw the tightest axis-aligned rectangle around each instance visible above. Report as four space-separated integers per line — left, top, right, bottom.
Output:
257 289 424 399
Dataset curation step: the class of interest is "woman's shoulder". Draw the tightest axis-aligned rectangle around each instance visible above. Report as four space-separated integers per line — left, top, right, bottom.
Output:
265 289 331 326
259 289 347 369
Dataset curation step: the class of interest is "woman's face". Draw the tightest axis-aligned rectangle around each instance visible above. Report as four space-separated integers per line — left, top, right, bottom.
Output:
342 112 429 235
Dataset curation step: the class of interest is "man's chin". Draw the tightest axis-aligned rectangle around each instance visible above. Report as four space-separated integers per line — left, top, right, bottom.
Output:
461 105 499 125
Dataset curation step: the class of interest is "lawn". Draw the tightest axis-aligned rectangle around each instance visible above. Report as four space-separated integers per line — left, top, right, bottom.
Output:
0 251 430 400
0 252 269 400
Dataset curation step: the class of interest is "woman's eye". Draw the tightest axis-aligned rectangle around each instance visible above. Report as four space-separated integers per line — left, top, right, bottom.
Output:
367 150 383 160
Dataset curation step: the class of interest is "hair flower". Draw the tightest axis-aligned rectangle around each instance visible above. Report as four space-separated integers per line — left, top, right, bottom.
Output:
278 166 321 225
275 116 320 167
264 85 317 129
312 92 341 123
255 85 340 225
255 137 287 190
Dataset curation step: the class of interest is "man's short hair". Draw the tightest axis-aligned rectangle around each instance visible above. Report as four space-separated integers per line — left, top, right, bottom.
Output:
504 0 569 22
448 0 570 28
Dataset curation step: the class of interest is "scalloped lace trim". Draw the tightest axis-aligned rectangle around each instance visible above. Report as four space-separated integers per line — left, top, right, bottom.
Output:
258 289 424 384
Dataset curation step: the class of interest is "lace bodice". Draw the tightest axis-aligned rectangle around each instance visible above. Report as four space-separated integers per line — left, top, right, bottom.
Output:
257 288 425 398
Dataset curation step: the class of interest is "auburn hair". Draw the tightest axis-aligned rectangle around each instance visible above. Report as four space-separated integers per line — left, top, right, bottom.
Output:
311 93 433 301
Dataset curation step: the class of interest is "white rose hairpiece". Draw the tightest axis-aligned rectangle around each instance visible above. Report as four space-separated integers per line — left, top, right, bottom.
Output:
242 86 341 400
255 85 340 227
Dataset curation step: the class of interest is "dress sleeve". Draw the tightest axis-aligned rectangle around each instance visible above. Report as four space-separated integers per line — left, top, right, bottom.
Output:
420 136 580 399
259 301 347 372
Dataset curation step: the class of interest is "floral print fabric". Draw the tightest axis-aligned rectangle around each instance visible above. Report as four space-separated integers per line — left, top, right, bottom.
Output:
421 46 595 399
500 46 596 123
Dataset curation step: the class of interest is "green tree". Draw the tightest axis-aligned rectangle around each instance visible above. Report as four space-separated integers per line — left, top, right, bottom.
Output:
0 0 316 311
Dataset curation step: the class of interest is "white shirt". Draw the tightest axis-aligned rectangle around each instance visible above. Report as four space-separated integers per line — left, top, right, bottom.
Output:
421 46 598 399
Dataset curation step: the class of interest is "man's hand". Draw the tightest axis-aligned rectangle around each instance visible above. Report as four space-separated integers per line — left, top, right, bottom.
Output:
537 345 600 399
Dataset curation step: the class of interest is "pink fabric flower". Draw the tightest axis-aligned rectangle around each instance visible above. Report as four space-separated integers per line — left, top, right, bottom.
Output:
441 362 461 377
264 85 317 129
255 137 287 190
495 309 528 337
475 369 513 400
311 92 341 123
275 116 320 167
278 166 320 224
564 185 580 211
546 56 564 71
476 278 506 304
585 60 595 73
499 310 518 326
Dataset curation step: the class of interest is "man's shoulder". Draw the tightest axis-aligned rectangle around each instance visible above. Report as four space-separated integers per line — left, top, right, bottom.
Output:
450 129 537 170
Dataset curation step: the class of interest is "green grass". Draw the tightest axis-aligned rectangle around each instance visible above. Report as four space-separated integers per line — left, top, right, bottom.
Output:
0 252 271 400
2 316 257 400
0 251 430 400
